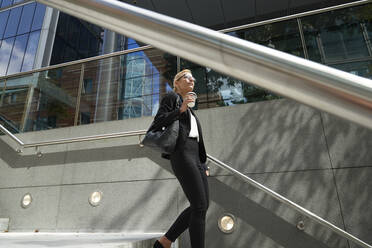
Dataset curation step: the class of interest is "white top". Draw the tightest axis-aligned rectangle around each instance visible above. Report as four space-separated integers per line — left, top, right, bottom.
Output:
188 110 199 141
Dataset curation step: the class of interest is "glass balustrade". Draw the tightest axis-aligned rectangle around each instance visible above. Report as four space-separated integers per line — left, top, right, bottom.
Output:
78 49 175 125
0 78 23 133
24 65 81 132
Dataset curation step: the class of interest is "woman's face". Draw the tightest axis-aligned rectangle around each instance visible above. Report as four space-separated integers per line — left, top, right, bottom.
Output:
176 73 195 93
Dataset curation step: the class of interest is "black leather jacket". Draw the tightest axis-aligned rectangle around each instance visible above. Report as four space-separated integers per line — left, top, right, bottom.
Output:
151 91 207 168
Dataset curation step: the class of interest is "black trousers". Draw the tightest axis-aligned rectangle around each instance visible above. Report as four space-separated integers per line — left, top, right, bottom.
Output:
165 138 209 248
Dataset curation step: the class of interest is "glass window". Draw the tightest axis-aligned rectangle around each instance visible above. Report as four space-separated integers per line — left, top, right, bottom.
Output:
233 19 304 58
49 36 64 65
332 60 372 79
7 33 28 75
3 6 22 38
83 78 93 94
0 37 15 76
179 58 280 108
17 3 36 35
301 6 369 63
127 38 140 50
31 3 45 31
365 17 372 50
13 0 25 4
1 0 12 8
0 10 10 39
21 30 40 72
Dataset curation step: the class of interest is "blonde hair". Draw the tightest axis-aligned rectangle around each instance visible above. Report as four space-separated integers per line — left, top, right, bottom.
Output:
173 69 191 93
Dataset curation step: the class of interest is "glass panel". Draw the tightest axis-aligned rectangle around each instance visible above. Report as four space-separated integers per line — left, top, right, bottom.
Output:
0 37 15 76
1 0 12 8
0 82 4 125
301 5 370 63
13 0 25 4
78 48 175 125
23 65 81 131
115 35 146 52
3 6 21 39
0 10 10 39
332 60 372 79
31 3 45 31
7 33 28 75
362 5 372 52
21 30 40 72
127 38 140 50
79 56 120 124
0 75 32 134
233 19 304 58
179 58 280 109
17 3 36 35
50 13 103 65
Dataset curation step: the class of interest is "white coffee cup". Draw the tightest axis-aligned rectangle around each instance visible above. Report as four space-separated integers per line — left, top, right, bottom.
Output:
187 92 197 108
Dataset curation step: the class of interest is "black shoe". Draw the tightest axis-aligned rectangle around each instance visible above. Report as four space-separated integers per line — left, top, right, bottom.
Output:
153 240 164 248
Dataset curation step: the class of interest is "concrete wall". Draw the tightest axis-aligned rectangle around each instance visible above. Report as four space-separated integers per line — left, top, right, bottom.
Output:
0 99 371 248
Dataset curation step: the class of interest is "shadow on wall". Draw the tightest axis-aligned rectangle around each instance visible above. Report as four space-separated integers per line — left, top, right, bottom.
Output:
0 138 346 247
211 99 330 174
1 98 372 247
203 175 349 248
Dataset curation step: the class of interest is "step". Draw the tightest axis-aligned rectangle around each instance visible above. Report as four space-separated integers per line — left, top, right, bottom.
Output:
0 232 176 248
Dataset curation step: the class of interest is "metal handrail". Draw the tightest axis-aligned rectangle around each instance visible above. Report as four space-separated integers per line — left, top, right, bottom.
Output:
1 1 369 81
1 123 370 247
0 0 371 247
0 45 153 81
35 0 372 130
207 155 371 248
0 123 146 149
0 124 24 146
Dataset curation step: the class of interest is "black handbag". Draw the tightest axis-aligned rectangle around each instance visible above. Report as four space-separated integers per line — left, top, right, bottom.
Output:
142 95 180 154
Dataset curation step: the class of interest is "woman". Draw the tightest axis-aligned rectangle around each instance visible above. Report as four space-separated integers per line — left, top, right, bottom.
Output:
152 69 209 248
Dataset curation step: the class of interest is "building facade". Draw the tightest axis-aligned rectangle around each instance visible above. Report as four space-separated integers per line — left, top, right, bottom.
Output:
0 1 372 248
1 0 371 132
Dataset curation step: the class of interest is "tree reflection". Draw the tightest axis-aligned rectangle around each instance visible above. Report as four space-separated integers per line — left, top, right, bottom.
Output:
162 54 280 109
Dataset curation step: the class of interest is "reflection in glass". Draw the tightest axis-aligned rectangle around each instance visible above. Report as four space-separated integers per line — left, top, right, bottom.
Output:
3 6 22 39
0 37 15 76
0 76 31 133
332 60 372 79
233 19 304 58
1 0 12 9
21 30 40 72
301 5 370 63
17 3 36 35
0 10 10 39
7 33 28 75
31 3 45 31
14 0 26 4
179 59 280 108
23 66 81 131
78 49 174 125
50 12 103 65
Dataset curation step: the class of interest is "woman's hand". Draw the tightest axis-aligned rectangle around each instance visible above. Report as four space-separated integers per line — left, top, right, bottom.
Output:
205 169 210 177
180 94 194 113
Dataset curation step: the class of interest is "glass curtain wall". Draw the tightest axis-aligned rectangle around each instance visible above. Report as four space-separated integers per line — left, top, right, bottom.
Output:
0 3 371 133
0 2 45 76
191 3 372 107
